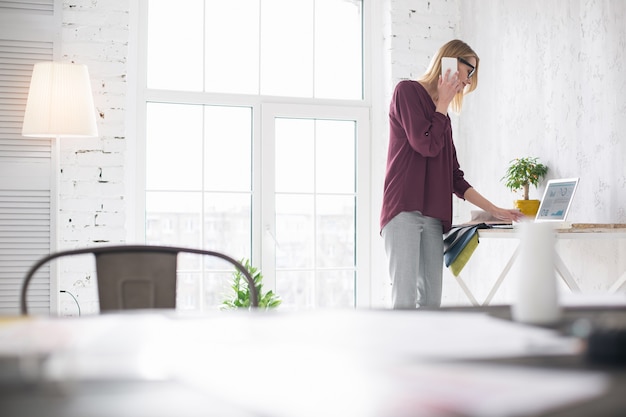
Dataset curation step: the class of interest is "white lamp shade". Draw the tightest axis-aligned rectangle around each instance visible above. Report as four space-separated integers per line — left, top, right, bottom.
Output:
22 62 98 138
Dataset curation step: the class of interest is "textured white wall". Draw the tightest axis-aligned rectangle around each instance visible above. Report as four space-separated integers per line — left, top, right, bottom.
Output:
374 0 626 306
434 0 626 304
443 0 626 305
457 0 626 224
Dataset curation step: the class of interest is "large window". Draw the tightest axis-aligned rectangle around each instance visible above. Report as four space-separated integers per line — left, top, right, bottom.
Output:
140 0 369 310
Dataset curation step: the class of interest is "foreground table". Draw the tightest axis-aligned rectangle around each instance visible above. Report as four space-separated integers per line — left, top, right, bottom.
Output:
1 306 625 417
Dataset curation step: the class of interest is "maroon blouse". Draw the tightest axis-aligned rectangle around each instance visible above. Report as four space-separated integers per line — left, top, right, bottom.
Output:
380 80 472 234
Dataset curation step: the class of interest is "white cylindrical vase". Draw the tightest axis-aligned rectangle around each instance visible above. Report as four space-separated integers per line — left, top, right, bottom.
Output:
512 222 561 325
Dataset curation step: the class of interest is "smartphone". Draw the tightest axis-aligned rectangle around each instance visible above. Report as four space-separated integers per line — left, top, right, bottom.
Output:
441 57 457 80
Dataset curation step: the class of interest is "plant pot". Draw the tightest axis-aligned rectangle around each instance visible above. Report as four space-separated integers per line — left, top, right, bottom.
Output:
514 199 541 217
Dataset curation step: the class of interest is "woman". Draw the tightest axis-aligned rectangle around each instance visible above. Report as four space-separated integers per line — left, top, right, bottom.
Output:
380 39 523 309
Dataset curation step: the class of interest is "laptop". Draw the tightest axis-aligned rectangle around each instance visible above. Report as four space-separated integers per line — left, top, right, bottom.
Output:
534 177 579 224
490 177 579 229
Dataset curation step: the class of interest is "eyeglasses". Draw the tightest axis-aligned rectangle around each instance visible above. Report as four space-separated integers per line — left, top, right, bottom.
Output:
458 57 476 79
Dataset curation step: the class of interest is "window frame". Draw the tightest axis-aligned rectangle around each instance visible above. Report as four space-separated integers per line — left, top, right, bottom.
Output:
261 103 371 307
133 0 373 308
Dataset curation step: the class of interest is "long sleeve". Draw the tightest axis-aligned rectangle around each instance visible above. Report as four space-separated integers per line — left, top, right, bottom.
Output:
391 81 450 157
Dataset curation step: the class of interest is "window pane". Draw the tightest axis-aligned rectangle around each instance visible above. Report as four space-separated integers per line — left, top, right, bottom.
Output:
316 119 356 193
316 195 355 268
205 1 260 94
204 193 252 261
146 191 202 248
202 271 233 310
273 113 358 309
178 269 238 312
275 118 314 193
276 270 315 309
177 271 202 311
146 102 253 310
148 0 363 98
315 0 363 99
147 0 204 91
276 270 354 310
146 103 203 190
204 106 252 192
260 0 314 97
276 194 314 269
316 270 354 308
178 258 241 312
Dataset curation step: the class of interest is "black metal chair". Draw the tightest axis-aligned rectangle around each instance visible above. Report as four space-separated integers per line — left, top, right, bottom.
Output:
20 245 257 315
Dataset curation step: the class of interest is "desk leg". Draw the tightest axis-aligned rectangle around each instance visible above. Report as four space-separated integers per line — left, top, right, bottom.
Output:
553 253 581 292
482 246 520 306
450 274 480 306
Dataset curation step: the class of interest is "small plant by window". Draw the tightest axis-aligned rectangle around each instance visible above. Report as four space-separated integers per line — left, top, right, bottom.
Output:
221 258 281 310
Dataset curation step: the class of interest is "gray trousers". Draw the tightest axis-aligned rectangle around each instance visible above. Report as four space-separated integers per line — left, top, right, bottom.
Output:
382 211 444 309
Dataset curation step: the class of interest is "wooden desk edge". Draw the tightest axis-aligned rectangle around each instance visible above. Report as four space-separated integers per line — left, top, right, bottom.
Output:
478 224 626 236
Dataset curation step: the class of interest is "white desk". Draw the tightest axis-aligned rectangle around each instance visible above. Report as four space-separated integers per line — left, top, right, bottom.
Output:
451 225 626 306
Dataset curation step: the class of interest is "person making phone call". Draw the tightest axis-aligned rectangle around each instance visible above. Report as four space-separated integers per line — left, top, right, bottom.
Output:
380 39 523 309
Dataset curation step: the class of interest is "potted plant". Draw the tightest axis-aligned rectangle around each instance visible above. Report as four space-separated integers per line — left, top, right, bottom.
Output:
501 156 549 217
221 258 282 310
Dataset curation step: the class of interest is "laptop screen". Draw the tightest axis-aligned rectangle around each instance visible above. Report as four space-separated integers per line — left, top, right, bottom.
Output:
535 178 579 222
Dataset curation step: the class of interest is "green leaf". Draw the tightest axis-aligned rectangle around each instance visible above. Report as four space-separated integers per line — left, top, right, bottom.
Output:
221 258 282 310
501 157 548 193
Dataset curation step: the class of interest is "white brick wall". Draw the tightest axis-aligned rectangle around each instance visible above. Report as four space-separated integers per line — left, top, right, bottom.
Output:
57 0 130 314
387 0 459 83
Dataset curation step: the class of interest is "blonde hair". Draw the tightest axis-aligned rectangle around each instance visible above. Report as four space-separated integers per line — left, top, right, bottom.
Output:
419 39 479 113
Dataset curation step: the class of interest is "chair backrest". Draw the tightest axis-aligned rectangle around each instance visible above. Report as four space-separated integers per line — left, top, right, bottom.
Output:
20 245 258 315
